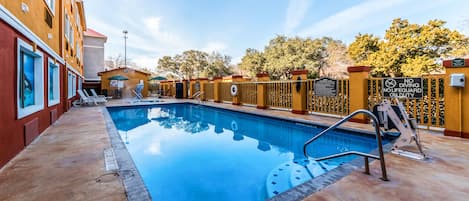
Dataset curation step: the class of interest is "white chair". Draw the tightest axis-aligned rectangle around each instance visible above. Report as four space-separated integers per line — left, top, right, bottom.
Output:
78 89 106 105
90 89 112 100
77 90 98 106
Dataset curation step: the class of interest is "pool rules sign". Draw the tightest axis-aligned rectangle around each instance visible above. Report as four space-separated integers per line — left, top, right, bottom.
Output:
383 78 423 98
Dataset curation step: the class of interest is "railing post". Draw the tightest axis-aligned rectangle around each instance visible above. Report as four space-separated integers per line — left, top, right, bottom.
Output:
443 58 469 138
347 66 371 123
213 76 222 103
291 70 308 114
198 78 209 101
232 75 244 105
256 73 270 109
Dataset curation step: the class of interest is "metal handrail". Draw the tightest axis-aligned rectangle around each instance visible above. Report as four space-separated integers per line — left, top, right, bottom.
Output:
303 109 388 181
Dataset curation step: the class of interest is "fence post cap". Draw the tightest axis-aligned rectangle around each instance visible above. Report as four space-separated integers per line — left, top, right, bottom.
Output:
443 58 469 68
256 73 269 78
291 70 309 75
198 78 209 81
347 66 371 73
212 76 223 80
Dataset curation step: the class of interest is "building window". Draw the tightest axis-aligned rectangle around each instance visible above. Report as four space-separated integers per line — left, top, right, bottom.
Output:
78 77 82 91
67 72 76 98
45 0 55 13
48 58 60 106
65 14 70 41
17 38 44 119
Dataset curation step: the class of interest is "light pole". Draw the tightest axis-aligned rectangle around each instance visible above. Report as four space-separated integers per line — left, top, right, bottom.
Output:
123 30 128 68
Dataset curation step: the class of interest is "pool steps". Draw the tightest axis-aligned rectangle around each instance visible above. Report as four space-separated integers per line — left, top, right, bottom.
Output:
266 160 339 198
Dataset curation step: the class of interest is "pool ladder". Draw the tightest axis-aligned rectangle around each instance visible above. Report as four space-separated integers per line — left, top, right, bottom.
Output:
191 91 204 103
303 109 388 181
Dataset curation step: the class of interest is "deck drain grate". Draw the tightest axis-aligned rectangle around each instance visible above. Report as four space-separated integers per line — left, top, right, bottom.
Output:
104 148 119 171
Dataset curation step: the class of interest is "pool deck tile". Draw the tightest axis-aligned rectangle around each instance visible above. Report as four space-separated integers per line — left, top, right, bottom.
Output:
1 98 468 201
0 107 126 201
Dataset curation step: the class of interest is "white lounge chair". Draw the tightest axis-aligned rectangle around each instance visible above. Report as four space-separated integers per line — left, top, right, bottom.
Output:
90 89 112 100
78 90 106 105
82 89 107 103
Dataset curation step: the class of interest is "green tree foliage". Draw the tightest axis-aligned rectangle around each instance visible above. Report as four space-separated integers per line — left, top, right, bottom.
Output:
348 18 469 77
157 50 233 79
239 35 350 80
239 48 266 77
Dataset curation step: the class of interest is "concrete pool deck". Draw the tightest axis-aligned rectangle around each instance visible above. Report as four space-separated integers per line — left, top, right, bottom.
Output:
1 98 468 201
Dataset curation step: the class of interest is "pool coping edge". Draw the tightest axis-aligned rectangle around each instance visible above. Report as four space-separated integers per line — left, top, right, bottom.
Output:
102 107 152 201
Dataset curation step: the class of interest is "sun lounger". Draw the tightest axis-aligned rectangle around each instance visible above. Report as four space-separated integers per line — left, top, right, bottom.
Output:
90 89 112 100
77 89 106 105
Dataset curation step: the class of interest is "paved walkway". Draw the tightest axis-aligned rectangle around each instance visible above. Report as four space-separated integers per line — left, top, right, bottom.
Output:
0 107 125 201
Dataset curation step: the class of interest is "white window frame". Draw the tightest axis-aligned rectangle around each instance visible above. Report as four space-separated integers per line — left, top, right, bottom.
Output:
47 58 60 106
67 71 73 98
72 74 77 96
44 0 55 14
17 38 45 119
65 14 70 41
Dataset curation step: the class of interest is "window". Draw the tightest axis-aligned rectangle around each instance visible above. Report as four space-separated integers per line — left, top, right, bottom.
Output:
69 25 74 49
67 72 74 98
48 58 60 106
17 38 44 119
45 0 55 13
72 74 77 96
65 14 69 41
78 77 82 91
76 42 81 61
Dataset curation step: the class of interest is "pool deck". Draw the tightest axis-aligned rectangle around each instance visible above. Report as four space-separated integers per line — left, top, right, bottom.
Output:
1 98 469 201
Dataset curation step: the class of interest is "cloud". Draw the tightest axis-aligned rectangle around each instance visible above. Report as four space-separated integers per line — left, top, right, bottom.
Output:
285 0 313 34
298 0 407 38
202 42 227 53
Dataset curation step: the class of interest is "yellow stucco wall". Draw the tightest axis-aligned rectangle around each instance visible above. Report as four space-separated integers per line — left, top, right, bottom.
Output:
100 68 150 98
1 0 61 54
63 0 86 74
1 0 86 75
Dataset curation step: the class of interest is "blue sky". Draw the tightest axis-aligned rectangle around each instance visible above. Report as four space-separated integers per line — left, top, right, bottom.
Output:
84 0 469 69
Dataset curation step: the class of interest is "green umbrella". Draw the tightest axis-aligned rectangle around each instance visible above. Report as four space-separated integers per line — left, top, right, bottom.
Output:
108 75 129 80
149 76 167 81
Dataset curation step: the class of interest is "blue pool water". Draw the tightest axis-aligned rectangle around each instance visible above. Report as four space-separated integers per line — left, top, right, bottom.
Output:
107 104 389 201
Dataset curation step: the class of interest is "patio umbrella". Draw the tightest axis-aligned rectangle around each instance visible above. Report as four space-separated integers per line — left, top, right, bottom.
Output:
108 75 129 80
149 76 167 81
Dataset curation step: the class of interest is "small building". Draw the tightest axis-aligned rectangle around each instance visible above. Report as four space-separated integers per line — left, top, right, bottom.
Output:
98 67 151 98
83 28 107 92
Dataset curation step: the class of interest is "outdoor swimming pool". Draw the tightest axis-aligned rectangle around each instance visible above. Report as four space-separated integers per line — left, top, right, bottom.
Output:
107 103 390 201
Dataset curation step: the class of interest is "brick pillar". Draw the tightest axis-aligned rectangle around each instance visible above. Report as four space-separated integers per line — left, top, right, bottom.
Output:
232 75 244 105
347 66 371 123
291 70 308 114
256 73 270 109
443 58 469 138
198 78 209 101
213 76 222 103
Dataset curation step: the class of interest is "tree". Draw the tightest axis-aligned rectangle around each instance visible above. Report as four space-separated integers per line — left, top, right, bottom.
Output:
238 48 266 77
105 54 138 69
348 18 469 77
204 52 233 77
156 50 233 79
238 36 349 80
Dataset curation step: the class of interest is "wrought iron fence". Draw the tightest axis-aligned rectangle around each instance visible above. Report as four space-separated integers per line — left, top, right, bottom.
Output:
266 82 292 109
238 83 257 105
203 83 214 100
306 79 350 116
220 82 232 102
368 75 445 128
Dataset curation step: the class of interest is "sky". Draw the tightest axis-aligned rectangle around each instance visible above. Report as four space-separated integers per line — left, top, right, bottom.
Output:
84 0 469 69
